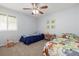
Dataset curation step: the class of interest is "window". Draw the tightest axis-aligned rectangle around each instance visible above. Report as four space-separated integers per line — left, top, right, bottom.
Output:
0 13 17 31
0 14 7 31
8 16 17 30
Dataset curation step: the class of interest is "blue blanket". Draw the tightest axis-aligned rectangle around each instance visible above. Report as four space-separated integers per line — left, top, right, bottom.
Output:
20 34 44 45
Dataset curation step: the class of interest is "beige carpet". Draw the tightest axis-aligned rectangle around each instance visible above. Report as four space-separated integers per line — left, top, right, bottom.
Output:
0 40 47 56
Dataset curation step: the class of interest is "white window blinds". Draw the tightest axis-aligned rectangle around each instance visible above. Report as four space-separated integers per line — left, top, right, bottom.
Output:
0 13 17 31
8 16 17 31
0 14 7 31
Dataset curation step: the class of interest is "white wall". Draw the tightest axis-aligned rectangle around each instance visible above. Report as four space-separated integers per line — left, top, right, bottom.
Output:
0 6 37 46
1 5 79 46
37 6 79 35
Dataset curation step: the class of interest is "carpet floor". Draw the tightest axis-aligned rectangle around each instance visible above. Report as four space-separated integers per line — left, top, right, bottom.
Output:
0 40 47 56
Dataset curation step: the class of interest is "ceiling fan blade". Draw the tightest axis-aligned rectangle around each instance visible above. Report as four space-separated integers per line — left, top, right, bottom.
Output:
39 10 44 14
23 8 32 10
32 3 35 7
40 5 48 9
32 3 39 9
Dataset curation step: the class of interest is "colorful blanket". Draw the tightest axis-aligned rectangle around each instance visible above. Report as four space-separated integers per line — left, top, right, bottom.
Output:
43 37 79 56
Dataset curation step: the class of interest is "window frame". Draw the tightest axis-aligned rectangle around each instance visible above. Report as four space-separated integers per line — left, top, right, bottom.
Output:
0 13 17 31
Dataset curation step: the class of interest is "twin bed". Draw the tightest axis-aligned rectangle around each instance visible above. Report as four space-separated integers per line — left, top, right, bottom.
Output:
43 33 79 56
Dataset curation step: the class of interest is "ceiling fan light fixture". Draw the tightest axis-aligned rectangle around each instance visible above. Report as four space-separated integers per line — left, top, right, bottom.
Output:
23 3 48 15
32 9 39 15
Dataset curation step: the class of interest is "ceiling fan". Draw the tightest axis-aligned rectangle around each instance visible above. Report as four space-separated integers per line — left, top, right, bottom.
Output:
23 3 48 15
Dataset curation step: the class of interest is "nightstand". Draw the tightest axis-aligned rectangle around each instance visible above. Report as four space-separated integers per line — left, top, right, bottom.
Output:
44 34 56 41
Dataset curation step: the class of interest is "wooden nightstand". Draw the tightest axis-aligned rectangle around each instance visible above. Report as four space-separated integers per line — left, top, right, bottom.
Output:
44 34 56 41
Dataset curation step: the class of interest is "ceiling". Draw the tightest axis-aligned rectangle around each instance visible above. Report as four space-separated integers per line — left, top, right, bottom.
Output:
0 3 79 16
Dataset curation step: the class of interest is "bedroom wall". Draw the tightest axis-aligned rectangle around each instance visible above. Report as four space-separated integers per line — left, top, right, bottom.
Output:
37 6 79 35
0 6 37 46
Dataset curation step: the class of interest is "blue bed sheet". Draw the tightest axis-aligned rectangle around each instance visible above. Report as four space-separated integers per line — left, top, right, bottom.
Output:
20 34 44 45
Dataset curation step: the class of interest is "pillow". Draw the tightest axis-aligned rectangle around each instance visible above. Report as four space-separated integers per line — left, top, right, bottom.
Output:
22 34 30 38
28 32 42 36
56 34 66 38
22 32 42 38
63 33 79 41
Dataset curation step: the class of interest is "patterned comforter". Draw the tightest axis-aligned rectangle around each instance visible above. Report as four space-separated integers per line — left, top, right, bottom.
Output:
43 34 79 56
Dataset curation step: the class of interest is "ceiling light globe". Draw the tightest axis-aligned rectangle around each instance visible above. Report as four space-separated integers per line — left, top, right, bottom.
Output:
32 9 39 14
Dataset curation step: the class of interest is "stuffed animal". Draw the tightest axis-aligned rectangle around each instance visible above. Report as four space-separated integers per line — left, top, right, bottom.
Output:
5 40 16 48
